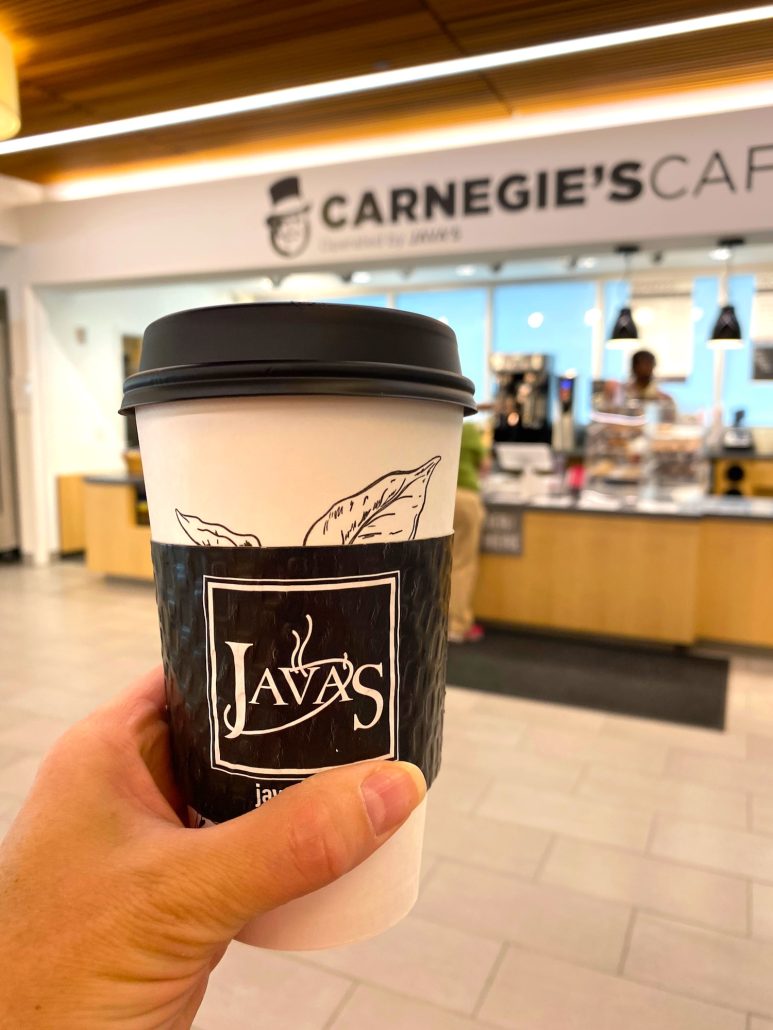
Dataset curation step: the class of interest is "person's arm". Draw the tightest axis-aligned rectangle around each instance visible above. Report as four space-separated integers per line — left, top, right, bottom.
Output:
464 422 487 470
0 668 425 1029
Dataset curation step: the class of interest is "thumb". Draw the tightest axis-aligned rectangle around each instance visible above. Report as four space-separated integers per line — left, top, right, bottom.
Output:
174 760 426 935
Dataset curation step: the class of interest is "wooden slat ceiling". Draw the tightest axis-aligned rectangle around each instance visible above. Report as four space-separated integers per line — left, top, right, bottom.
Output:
0 0 769 184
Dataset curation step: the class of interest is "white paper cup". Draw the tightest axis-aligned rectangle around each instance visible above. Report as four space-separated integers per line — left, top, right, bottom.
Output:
124 303 475 950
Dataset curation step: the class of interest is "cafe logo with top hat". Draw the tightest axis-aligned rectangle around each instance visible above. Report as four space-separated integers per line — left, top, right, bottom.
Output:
266 175 312 258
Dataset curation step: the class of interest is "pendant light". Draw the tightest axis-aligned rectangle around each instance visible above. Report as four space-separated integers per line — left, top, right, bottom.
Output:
606 245 639 349
708 237 744 350
708 237 744 446
0 35 19 140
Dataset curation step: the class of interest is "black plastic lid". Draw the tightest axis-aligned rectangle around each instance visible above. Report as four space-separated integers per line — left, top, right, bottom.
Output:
121 302 476 414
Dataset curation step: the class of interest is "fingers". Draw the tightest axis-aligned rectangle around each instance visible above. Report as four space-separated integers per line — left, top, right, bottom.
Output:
107 665 167 723
79 666 185 824
93 666 170 767
177 760 426 932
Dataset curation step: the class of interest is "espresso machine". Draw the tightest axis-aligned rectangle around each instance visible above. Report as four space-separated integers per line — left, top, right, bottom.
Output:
491 353 552 444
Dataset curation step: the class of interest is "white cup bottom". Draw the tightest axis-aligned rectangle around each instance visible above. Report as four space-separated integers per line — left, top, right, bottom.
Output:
235 796 427 951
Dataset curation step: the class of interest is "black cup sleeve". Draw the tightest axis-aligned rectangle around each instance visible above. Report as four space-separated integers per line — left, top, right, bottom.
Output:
151 537 452 822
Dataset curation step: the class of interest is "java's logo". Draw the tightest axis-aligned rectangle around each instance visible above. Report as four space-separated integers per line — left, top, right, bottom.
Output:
206 569 398 777
222 614 385 739
265 175 311 258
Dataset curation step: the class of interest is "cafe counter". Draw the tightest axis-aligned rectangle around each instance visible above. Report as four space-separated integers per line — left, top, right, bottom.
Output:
84 475 773 650
475 494 773 649
83 475 152 580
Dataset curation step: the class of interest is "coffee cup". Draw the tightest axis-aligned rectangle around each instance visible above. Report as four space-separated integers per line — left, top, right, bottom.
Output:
121 302 475 950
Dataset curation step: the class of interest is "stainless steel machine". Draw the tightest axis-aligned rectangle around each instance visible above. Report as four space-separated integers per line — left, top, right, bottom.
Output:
490 353 552 444
552 370 578 453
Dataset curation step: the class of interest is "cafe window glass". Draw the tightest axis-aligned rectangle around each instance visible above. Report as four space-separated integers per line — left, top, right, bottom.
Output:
318 294 389 307
493 281 596 423
395 288 487 399
723 274 773 425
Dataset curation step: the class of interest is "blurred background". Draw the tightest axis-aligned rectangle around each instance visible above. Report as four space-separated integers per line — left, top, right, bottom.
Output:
1 3 773 1028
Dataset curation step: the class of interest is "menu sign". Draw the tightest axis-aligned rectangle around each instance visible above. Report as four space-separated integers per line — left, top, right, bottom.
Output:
481 505 523 556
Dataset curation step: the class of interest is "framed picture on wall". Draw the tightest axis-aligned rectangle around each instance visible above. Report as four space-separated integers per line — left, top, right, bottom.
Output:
753 345 773 380
122 334 141 448
630 289 693 382
751 291 773 381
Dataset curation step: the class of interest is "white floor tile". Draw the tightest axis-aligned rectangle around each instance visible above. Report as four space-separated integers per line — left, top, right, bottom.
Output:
0 706 30 734
0 753 42 799
652 817 773 881
524 724 668 773
472 693 606 732
424 802 551 878
0 792 19 820
753 882 773 941
441 731 582 791
444 686 487 716
304 914 500 1014
753 795 773 835
0 744 24 770
329 984 491 1030
0 715 72 754
429 766 493 814
479 781 652 850
625 913 773 1016
578 763 747 828
4 685 105 723
599 714 747 759
541 837 748 934
415 860 630 973
3 562 771 1029
194 944 350 1030
479 945 744 1030
747 735 773 765
666 750 773 795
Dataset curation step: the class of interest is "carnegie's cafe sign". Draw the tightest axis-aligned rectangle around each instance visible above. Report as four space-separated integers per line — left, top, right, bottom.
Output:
258 106 773 264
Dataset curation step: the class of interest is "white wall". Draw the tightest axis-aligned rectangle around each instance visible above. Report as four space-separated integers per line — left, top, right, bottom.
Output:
36 279 252 553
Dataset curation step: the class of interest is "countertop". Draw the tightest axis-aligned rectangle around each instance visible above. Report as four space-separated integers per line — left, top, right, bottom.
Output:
483 492 773 522
84 474 144 487
706 449 773 462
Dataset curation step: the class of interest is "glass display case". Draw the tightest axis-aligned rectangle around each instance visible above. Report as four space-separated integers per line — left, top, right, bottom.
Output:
583 401 648 503
647 416 709 502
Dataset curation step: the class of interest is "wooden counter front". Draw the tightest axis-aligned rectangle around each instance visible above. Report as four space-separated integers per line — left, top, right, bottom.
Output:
84 481 153 581
697 519 773 648
82 482 773 649
474 511 700 644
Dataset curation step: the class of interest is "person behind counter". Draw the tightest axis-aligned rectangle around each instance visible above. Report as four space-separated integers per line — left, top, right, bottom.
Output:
449 420 489 645
627 349 677 421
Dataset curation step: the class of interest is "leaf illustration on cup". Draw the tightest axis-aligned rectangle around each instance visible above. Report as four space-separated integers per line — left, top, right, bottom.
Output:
303 456 441 546
175 509 261 547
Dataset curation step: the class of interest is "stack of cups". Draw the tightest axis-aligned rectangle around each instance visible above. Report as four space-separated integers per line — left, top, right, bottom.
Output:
121 302 476 950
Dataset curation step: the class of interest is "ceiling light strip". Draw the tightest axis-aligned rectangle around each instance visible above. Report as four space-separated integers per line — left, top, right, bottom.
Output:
2 4 773 156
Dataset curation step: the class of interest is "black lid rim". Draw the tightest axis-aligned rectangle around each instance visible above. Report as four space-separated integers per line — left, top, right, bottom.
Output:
142 300 456 339
126 302 475 413
121 360 476 415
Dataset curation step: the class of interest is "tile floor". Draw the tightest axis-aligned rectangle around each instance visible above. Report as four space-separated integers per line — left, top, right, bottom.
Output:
1 560 772 1029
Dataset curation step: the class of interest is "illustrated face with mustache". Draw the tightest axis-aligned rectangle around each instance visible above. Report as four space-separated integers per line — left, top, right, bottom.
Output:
269 211 310 258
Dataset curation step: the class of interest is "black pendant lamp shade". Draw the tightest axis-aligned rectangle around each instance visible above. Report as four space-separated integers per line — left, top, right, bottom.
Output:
709 304 742 344
609 306 639 342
